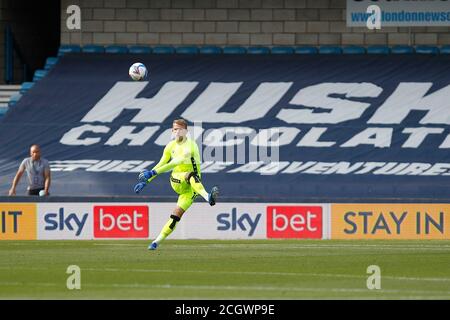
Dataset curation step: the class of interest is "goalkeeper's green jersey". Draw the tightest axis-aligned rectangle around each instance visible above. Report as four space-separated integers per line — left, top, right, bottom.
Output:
152 137 201 177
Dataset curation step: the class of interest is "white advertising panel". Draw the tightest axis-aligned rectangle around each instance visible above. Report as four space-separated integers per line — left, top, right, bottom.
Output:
35 202 329 240
37 203 92 239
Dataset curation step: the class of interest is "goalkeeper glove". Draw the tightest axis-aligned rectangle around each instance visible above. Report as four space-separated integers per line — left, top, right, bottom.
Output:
138 169 157 183
134 182 147 194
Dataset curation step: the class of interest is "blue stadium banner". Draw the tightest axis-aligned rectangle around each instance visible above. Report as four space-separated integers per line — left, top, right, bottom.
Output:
0 53 450 200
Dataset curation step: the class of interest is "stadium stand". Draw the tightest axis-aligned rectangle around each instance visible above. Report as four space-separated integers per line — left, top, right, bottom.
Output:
48 44 450 57
44 57 59 70
0 106 6 119
439 45 450 54
223 46 246 54
152 46 176 54
32 69 48 82
391 45 415 54
7 93 22 107
199 46 222 54
319 46 343 54
5 43 449 132
343 46 366 54
175 46 199 54
2 50 449 200
367 45 390 54
0 85 20 118
81 45 104 53
295 46 318 54
57 44 81 56
415 46 439 54
105 45 128 54
247 46 270 54
19 82 34 94
271 46 295 54
128 46 152 54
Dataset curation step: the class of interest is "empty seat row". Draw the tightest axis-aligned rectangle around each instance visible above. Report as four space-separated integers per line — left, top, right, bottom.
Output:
7 83 31 107
33 69 48 82
29 57 60 84
8 93 22 107
44 57 59 70
58 44 450 55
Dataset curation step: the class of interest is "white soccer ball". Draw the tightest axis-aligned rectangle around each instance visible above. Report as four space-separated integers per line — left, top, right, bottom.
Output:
129 62 148 81
39 190 46 196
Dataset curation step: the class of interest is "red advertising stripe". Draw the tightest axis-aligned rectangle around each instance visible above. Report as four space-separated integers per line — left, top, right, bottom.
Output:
267 205 322 239
94 205 149 238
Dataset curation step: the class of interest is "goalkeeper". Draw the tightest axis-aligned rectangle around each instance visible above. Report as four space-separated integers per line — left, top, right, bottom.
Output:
134 119 219 250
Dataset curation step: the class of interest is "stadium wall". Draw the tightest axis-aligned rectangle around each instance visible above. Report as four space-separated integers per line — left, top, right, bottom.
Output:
1 199 449 240
60 0 450 47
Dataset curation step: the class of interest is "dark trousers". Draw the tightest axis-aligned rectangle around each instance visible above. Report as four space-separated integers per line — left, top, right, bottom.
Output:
28 188 45 196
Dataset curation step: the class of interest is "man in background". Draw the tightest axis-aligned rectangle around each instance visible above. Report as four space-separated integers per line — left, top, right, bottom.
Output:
8 144 51 196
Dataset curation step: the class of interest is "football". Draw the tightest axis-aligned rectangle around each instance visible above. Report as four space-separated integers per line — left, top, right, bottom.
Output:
128 62 148 81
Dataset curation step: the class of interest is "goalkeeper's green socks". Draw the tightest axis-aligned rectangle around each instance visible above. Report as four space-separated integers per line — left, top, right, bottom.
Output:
189 176 209 201
154 215 180 244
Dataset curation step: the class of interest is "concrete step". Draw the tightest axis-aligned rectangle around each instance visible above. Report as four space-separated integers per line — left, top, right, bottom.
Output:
0 91 19 97
0 85 21 90
0 84 21 108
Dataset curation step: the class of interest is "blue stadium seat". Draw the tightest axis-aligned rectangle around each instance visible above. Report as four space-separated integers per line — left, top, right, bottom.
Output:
343 46 366 54
20 82 34 94
175 46 199 54
223 46 246 54
391 45 414 54
153 46 176 54
105 45 128 54
319 46 342 54
415 45 439 54
57 45 81 56
271 46 294 54
367 45 390 54
247 46 270 54
33 70 48 82
0 106 7 118
199 46 222 54
82 45 105 53
128 46 152 54
440 45 450 54
44 57 59 70
8 93 22 107
295 46 318 54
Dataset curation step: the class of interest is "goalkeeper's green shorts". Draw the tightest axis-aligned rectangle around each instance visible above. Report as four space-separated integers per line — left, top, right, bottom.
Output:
170 172 197 211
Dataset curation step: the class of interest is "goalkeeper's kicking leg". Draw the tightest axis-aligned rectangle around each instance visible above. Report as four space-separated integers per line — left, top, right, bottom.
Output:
148 205 186 250
148 173 219 250
186 172 219 206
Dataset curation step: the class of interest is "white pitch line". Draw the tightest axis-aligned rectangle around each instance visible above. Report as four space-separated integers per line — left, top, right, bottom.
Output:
89 243 450 251
82 267 450 283
0 281 449 296
2 266 448 283
3 242 450 250
0 281 59 287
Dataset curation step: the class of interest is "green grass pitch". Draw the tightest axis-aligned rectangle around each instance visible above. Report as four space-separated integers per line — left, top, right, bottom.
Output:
0 240 449 299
